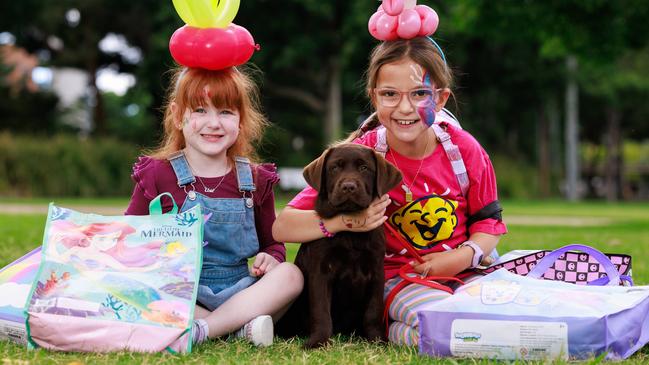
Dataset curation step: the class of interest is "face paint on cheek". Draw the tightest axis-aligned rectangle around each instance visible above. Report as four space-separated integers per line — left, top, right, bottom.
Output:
417 71 436 127
418 104 436 127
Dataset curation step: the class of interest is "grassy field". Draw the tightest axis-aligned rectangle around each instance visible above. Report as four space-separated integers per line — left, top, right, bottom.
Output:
0 199 648 364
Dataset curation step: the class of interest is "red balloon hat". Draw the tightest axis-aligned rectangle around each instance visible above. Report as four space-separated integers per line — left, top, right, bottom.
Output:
169 0 260 70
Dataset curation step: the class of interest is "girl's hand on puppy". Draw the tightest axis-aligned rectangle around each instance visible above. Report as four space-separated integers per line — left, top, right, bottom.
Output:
250 252 279 277
338 194 391 233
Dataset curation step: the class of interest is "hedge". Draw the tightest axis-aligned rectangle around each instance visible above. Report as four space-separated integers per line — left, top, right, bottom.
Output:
0 133 140 197
0 132 542 199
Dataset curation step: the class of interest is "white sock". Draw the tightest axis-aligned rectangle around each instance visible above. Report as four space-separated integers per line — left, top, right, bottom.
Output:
192 319 209 345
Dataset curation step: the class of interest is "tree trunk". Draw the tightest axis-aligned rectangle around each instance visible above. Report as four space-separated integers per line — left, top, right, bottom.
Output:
604 107 622 201
324 59 342 144
548 98 562 193
88 67 107 136
83 32 106 136
538 104 550 197
564 55 580 201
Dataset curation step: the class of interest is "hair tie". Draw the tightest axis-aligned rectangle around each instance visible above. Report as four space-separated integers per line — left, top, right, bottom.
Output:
368 0 439 41
168 0 260 70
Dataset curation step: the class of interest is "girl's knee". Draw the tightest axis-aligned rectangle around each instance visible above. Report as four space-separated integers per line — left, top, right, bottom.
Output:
276 262 304 293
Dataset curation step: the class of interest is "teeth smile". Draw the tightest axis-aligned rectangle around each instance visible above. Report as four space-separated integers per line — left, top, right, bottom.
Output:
396 120 417 125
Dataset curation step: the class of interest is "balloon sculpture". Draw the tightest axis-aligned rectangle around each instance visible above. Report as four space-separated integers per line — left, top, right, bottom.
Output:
169 0 259 70
368 0 439 41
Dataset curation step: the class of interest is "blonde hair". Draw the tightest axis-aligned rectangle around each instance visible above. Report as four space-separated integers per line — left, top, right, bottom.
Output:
346 38 454 142
150 67 268 162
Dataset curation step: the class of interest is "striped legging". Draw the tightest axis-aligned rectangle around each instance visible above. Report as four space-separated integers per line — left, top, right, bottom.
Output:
383 274 483 346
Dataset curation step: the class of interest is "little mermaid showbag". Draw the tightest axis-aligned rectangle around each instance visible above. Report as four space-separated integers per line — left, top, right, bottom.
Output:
25 193 203 353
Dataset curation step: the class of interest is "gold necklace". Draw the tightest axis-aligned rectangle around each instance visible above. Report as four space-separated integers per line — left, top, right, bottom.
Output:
187 160 228 193
388 137 429 203
197 174 226 193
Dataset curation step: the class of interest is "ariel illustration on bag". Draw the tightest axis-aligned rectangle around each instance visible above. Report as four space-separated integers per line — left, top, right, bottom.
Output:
46 220 164 272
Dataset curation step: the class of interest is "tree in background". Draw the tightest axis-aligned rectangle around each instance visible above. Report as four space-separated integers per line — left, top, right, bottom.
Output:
0 0 166 137
235 0 377 164
2 1 649 199
446 0 649 200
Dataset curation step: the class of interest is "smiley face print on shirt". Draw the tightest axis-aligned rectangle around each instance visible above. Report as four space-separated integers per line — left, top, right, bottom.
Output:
389 195 458 250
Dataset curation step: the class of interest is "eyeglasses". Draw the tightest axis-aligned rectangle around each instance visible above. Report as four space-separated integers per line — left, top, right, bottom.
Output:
374 87 441 108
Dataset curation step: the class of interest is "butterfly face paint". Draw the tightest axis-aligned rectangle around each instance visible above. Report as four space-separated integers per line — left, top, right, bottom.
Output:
417 71 436 127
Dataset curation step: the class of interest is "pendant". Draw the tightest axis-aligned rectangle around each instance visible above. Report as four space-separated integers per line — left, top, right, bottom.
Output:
245 197 254 208
187 190 197 201
402 184 413 202
204 186 216 193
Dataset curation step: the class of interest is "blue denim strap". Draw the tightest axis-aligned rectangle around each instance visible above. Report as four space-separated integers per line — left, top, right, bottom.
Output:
167 151 196 187
234 156 255 192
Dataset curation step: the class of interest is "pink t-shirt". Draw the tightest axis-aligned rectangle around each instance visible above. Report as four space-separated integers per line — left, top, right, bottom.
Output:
125 156 286 263
289 123 507 279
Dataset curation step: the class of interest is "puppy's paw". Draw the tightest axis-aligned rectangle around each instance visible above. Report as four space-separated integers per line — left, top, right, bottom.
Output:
364 327 386 343
304 335 330 349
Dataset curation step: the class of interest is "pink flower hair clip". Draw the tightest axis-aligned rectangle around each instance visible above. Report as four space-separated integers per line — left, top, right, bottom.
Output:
368 0 439 41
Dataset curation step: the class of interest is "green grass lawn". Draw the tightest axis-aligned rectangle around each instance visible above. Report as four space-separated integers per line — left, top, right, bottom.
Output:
0 199 648 364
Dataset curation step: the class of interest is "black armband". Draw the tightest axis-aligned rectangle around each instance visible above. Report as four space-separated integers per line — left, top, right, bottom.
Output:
467 200 503 227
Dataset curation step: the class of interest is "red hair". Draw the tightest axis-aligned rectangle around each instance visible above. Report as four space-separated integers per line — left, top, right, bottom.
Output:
151 67 268 162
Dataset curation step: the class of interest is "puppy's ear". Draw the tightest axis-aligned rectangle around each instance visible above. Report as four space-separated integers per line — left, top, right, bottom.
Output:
303 148 331 192
374 151 403 196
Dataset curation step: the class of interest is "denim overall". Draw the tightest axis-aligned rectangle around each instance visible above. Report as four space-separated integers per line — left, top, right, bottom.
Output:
169 152 259 311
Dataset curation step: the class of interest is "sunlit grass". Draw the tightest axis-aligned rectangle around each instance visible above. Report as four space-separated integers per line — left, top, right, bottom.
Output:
0 199 648 363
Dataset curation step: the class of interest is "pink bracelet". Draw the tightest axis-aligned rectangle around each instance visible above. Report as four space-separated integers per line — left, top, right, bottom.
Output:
319 219 335 238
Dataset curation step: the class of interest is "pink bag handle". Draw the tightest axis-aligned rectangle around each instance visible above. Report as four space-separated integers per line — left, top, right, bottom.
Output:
528 244 620 286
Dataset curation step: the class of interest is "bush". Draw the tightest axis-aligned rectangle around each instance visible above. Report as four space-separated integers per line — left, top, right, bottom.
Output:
490 154 540 199
0 133 552 200
0 133 139 197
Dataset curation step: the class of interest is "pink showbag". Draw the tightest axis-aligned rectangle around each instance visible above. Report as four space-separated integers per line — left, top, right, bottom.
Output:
25 193 203 353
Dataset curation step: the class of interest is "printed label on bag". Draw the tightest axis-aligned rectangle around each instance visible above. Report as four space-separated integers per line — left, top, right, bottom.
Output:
0 319 26 344
34 297 101 312
450 319 568 360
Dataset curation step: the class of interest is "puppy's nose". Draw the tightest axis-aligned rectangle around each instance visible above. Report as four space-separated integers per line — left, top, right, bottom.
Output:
341 181 358 193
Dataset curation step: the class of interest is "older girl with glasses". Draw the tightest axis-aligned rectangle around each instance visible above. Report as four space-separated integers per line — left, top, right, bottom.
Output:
273 2 506 346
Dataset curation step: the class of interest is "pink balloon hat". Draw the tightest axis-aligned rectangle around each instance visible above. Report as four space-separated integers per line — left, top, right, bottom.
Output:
368 0 439 41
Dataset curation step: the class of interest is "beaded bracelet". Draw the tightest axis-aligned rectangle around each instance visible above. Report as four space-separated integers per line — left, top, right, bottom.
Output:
318 219 335 238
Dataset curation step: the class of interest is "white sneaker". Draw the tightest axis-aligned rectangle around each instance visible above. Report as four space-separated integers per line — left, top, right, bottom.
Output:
234 315 273 347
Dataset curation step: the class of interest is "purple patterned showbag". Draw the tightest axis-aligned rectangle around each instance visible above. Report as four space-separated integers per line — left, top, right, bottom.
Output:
417 245 643 360
418 269 649 360
477 245 632 285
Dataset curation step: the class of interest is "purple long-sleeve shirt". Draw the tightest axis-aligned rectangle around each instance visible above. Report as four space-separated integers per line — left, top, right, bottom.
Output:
125 156 286 263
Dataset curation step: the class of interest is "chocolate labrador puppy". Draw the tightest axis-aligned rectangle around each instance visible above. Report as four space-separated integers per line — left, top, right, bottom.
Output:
276 143 402 348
